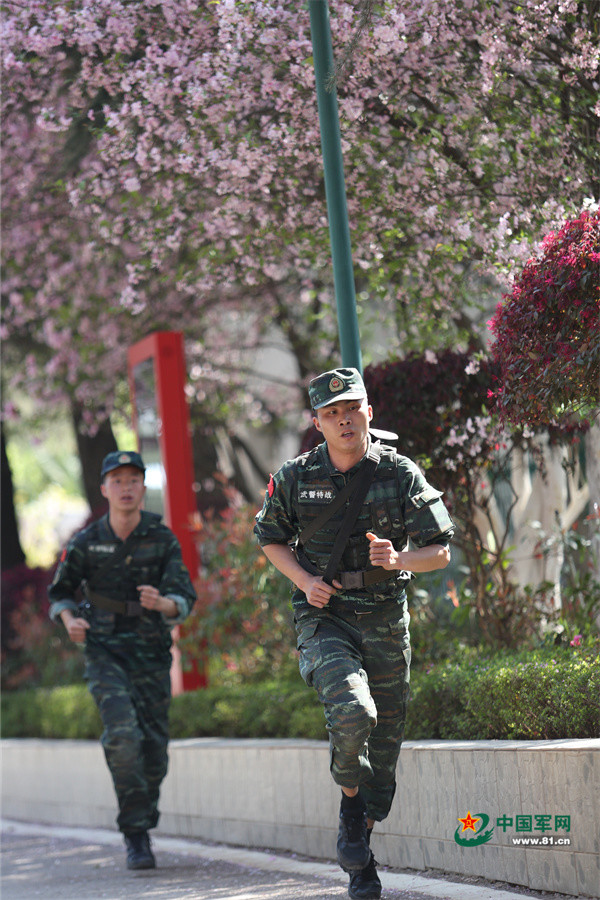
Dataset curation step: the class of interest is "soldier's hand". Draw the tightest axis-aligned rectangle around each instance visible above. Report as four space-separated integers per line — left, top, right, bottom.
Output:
64 614 90 644
137 585 177 617
366 532 399 570
305 576 342 608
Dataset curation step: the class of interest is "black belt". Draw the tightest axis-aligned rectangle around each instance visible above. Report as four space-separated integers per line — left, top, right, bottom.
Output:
338 568 397 590
295 549 397 591
84 586 143 617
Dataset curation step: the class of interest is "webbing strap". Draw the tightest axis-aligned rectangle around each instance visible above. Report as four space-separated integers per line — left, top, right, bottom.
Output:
322 443 382 587
297 475 357 548
297 443 382 550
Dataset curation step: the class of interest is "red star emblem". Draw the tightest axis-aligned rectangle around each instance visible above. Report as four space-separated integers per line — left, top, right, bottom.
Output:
458 811 480 833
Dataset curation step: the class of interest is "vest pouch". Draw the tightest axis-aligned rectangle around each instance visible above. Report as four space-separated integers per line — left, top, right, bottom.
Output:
409 486 443 508
370 499 393 535
407 486 453 544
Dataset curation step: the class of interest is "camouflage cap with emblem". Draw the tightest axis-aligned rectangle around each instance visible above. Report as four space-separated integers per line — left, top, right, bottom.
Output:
101 450 146 480
308 367 367 411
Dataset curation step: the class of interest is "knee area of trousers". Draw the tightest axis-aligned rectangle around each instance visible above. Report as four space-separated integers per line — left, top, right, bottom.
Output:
331 702 376 745
103 730 141 763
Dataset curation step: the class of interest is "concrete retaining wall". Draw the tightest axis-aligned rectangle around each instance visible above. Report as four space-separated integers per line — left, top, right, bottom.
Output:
1 737 598 897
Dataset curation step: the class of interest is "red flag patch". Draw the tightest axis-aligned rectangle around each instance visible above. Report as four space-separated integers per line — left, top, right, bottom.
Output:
268 474 275 497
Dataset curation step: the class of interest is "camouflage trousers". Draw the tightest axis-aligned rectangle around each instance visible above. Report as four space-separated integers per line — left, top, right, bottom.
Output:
294 599 410 822
85 641 171 834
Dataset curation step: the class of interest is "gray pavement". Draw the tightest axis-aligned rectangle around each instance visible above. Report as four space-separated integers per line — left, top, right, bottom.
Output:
0 820 587 900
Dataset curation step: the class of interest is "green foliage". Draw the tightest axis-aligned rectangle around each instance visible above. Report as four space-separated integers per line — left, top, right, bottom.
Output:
5 408 83 507
1 685 102 739
3 644 597 742
181 504 297 682
168 677 327 741
409 643 600 740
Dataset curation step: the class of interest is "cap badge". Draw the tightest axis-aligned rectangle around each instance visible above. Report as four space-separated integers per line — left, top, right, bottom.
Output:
329 376 344 393
118 453 131 464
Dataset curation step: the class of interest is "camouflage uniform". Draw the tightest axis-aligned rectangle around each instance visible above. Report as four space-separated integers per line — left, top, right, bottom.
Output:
254 438 454 822
49 510 196 834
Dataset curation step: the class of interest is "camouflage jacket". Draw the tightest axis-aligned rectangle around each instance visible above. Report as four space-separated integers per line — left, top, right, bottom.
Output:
49 511 196 654
254 439 454 610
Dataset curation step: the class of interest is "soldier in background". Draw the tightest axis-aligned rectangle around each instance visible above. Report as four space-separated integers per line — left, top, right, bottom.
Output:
254 368 454 900
48 451 196 871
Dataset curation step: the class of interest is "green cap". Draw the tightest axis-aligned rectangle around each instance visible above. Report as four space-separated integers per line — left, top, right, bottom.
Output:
101 451 145 479
308 367 367 411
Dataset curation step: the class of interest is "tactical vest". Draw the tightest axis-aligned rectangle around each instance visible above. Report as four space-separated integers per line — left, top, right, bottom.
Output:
79 515 171 643
295 445 408 584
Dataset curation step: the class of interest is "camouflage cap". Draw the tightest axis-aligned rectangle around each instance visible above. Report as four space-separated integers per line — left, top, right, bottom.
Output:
101 450 146 479
308 367 367 410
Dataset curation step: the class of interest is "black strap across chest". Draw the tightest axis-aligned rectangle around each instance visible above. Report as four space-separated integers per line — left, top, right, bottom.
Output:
297 442 382 587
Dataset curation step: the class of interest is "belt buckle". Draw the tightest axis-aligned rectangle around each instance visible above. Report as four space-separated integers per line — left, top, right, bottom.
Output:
341 571 364 591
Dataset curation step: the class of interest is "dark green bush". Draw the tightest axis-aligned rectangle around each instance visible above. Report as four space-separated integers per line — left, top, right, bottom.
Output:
408 645 600 740
2 645 597 742
168 680 327 740
1 685 102 739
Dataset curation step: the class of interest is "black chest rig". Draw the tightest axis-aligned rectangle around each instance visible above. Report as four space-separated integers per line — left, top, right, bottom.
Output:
294 443 402 591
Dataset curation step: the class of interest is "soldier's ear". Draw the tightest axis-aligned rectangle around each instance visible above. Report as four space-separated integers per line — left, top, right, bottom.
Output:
313 414 323 433
100 482 108 499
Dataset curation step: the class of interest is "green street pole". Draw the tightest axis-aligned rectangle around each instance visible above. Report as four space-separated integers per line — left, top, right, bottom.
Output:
309 0 363 373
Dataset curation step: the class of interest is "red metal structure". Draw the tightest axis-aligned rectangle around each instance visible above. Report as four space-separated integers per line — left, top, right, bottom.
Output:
127 331 206 691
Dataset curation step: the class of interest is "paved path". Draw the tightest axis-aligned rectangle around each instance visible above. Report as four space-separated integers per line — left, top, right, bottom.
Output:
0 820 585 900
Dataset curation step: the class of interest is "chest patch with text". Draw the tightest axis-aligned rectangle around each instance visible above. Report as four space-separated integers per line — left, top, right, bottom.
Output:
298 487 335 502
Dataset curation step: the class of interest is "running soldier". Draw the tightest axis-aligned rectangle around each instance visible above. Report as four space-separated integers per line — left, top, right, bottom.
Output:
254 368 454 899
49 451 196 870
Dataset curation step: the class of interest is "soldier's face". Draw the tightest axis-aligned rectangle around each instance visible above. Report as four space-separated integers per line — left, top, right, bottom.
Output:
101 465 146 512
313 397 373 460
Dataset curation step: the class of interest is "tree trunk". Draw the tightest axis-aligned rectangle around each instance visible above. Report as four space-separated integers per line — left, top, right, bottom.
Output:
0 424 26 571
584 420 600 581
71 402 118 516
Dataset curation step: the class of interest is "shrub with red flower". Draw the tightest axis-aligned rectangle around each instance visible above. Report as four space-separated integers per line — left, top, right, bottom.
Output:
489 210 600 428
364 351 546 646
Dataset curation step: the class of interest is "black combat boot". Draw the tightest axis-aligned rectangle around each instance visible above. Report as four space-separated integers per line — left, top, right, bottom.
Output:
124 831 156 869
337 794 371 872
348 828 381 899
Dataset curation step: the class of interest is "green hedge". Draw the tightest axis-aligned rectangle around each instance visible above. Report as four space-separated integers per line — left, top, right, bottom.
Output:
1 684 103 739
408 649 600 740
2 648 598 742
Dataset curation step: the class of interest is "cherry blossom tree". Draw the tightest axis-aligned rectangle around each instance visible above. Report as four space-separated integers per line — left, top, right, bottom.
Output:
2 0 598 435
2 1 599 626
